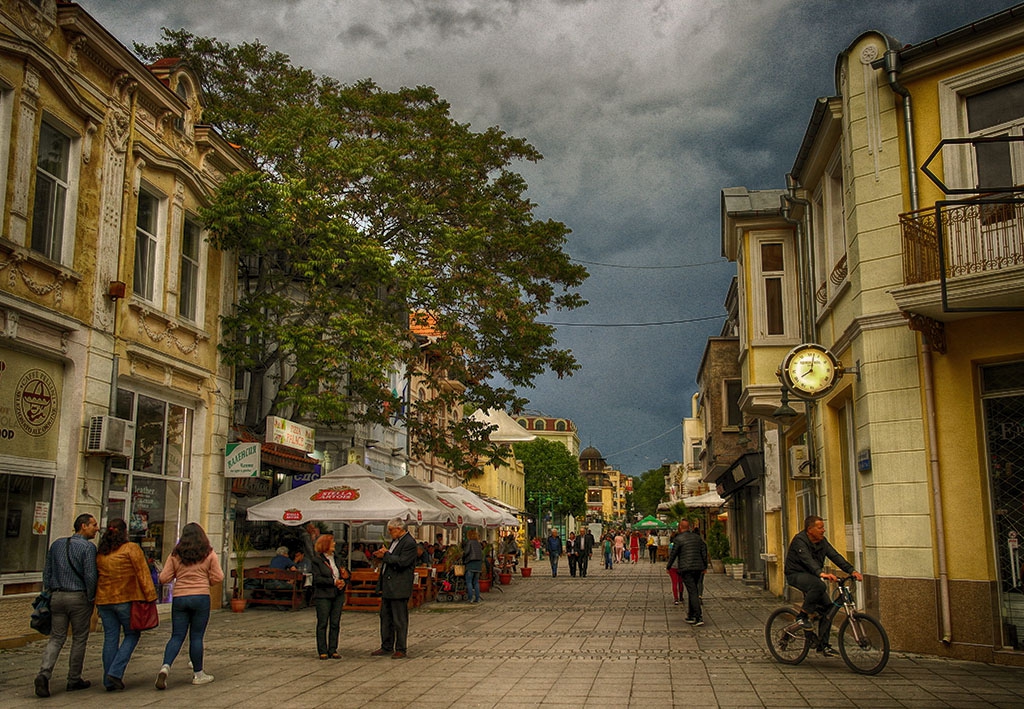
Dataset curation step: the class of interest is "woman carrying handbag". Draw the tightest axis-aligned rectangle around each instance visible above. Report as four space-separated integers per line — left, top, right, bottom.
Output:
95 518 158 691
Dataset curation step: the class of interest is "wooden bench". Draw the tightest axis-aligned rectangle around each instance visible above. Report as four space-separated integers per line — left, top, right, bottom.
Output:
343 569 381 613
234 567 306 610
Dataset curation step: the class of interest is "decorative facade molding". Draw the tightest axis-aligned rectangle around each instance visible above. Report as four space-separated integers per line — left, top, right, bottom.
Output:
903 312 947 355
130 301 209 357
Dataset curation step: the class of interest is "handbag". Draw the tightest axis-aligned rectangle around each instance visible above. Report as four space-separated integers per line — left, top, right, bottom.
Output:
129 600 159 631
30 591 52 635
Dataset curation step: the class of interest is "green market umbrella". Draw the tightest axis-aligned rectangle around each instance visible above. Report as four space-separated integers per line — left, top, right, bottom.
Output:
632 515 672 530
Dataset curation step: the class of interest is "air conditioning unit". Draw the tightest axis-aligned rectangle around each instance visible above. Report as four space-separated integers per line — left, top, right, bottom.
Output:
86 415 135 456
789 445 815 478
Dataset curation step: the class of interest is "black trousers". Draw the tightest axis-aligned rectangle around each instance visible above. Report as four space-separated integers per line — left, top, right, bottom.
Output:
681 570 703 620
787 572 829 617
567 554 578 576
314 595 343 655
379 597 410 653
577 553 589 577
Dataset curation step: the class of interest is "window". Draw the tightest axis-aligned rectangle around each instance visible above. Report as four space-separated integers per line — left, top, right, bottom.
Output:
555 420 566 431
179 216 201 321
0 473 54 574
812 150 847 305
31 121 71 262
966 78 1024 190
761 243 785 335
534 420 545 430
750 231 795 341
724 379 743 427
134 189 161 300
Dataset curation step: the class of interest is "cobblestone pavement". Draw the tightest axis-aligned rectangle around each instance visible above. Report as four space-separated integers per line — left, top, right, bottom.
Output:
4 559 1024 708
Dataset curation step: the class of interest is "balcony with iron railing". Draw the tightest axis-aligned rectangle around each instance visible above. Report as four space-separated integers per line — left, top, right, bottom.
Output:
893 197 1024 319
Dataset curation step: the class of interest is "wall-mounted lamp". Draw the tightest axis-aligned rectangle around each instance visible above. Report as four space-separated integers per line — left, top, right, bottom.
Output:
108 280 127 300
772 387 799 427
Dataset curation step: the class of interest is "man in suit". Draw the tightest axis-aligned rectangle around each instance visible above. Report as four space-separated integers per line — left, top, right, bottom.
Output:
577 528 594 578
371 518 418 659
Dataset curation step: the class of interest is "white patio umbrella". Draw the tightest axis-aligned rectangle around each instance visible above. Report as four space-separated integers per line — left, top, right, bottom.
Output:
246 463 443 527
391 475 464 527
433 482 506 528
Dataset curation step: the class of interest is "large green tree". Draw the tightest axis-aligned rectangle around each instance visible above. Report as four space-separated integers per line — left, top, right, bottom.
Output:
632 467 668 518
514 438 586 519
136 33 587 476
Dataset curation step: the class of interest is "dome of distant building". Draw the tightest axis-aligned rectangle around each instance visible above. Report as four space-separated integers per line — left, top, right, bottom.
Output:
580 446 603 460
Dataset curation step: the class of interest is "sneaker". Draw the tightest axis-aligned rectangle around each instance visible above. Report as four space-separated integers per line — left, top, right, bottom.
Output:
817 644 839 657
795 615 814 631
684 617 696 624
66 679 91 691
673 600 679 605
156 664 170 690
34 674 49 698
191 671 215 686
694 618 705 626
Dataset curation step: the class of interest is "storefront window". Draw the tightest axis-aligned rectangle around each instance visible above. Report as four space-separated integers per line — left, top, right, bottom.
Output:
109 388 193 602
0 473 53 574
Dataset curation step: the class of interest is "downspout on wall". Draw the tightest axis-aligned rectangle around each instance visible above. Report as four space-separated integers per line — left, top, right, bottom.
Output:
875 37 952 646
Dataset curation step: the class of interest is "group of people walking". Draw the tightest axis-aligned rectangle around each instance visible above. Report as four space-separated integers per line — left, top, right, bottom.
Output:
34 514 221 697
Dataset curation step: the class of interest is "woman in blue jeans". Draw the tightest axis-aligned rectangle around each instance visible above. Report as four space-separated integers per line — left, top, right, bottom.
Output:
156 523 223 688
462 529 483 603
95 518 157 690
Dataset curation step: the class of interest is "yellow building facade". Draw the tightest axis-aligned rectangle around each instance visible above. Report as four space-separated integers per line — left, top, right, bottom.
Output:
0 0 247 641
722 6 1024 665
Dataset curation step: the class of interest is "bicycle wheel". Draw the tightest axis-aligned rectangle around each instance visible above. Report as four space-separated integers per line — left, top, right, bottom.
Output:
765 607 810 664
837 612 890 675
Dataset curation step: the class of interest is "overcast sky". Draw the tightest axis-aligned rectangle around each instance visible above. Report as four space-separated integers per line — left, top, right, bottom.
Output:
79 0 1019 477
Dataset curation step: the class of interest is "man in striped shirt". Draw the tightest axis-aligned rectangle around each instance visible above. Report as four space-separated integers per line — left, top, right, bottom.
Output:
34 513 99 698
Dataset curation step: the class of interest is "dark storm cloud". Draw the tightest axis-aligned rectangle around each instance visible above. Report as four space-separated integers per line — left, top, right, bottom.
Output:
76 0 1021 475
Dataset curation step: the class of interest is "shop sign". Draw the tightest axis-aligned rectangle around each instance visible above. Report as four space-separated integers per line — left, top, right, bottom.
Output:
291 470 322 489
225 442 261 478
231 476 272 497
0 348 62 460
266 416 315 453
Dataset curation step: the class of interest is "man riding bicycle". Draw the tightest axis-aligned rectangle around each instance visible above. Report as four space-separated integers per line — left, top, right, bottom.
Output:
784 515 862 657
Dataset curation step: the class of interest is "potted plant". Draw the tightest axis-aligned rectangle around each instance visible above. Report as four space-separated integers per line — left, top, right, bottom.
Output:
723 556 745 580
231 532 253 612
521 540 532 577
444 542 463 574
707 521 730 574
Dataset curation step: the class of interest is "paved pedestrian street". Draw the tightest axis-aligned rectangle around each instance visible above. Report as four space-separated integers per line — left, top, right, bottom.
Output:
4 560 1024 708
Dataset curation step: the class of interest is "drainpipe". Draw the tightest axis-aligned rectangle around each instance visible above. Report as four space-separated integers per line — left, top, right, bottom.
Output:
879 40 951 645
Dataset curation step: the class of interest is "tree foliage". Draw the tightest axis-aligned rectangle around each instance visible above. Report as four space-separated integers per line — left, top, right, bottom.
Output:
136 32 587 475
514 438 586 518
632 467 667 518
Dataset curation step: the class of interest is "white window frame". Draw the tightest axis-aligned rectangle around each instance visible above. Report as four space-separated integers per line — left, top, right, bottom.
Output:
177 213 206 323
133 185 166 303
0 83 13 229
750 229 797 343
938 55 1024 191
31 115 80 264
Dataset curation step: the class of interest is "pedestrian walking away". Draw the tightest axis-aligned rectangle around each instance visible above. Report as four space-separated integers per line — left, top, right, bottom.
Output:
34 513 99 698
629 532 640 565
371 518 418 658
156 522 223 689
647 531 658 563
95 518 158 691
666 519 708 626
613 532 624 563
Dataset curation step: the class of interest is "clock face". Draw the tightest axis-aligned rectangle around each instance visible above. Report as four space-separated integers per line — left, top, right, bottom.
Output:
781 344 840 397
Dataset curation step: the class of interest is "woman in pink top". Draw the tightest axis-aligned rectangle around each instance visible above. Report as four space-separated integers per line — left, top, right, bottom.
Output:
155 523 223 689
613 533 625 563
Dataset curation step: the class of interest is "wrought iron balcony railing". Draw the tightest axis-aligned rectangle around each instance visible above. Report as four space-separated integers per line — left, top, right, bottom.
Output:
899 198 1024 285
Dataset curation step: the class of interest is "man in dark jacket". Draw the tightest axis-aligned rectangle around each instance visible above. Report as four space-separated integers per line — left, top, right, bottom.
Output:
577 528 594 578
546 529 563 577
784 515 862 656
371 518 419 658
666 519 708 625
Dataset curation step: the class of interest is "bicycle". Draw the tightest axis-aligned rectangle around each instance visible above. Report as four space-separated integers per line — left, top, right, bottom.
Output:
764 576 890 675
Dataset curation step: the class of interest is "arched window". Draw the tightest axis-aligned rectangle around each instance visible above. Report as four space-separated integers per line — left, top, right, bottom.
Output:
555 420 566 431
517 419 528 428
534 420 545 431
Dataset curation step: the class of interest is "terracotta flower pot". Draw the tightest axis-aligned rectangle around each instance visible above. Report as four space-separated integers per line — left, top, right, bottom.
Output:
521 567 532 577
479 577 492 593
499 573 512 585
230 597 247 613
